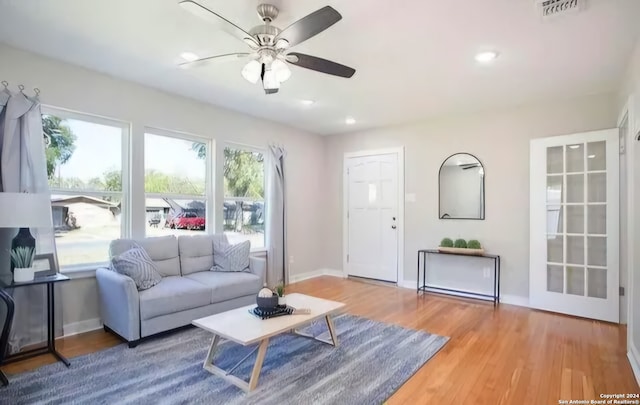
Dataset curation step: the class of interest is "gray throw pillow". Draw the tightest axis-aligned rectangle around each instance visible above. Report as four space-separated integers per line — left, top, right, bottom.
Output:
111 245 162 290
212 240 251 272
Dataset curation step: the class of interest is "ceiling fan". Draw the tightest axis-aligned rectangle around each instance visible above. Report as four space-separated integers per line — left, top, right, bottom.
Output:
178 1 356 94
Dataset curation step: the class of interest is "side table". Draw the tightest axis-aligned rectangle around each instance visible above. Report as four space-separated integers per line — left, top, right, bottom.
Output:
0 273 71 367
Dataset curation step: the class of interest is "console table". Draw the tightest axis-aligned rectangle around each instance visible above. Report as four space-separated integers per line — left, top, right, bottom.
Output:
417 249 501 305
0 273 71 367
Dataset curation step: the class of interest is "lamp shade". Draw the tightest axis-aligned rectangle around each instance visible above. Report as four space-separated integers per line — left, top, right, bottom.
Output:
0 193 52 228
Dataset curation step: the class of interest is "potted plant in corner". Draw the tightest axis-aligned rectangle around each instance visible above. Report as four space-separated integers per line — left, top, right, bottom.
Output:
275 283 286 306
10 246 36 283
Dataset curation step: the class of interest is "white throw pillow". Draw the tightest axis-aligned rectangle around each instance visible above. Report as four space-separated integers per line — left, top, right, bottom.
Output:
111 245 162 290
211 240 251 272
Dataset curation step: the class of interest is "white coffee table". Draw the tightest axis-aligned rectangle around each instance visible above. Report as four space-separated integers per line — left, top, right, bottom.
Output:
192 293 345 392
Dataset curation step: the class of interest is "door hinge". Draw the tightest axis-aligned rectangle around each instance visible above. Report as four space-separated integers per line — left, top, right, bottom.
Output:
620 286 625 296
347 254 349 263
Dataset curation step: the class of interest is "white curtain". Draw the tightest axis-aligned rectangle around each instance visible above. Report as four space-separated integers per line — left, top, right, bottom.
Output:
265 144 287 287
0 90 59 352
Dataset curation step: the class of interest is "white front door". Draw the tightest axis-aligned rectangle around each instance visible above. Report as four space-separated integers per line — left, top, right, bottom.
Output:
346 153 399 282
530 129 619 322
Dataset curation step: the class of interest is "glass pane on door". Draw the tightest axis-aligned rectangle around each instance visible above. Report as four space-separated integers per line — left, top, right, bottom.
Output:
545 141 608 297
587 268 607 298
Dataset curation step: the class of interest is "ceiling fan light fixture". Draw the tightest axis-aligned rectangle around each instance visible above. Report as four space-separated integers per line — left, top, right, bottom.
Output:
241 60 261 84
475 50 499 63
180 52 199 62
275 38 289 51
271 59 291 82
262 67 280 90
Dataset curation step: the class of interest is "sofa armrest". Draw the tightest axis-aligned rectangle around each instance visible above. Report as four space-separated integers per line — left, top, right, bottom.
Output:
96 267 141 342
249 257 266 286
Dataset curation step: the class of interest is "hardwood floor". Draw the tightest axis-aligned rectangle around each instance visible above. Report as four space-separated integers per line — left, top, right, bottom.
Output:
3 276 639 403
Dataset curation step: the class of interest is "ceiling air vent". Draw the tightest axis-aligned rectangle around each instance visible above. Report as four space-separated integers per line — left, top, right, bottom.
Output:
538 0 584 19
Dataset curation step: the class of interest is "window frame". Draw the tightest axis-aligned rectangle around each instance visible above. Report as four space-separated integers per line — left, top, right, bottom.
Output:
41 105 131 271
142 127 214 236
219 141 267 249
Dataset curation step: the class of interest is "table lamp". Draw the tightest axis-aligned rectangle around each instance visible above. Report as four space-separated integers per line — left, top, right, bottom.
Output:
0 192 52 262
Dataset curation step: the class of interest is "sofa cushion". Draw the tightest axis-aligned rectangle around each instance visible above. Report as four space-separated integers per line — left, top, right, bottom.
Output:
185 271 262 304
212 240 251 272
110 245 162 291
178 234 228 276
110 236 180 277
138 276 211 320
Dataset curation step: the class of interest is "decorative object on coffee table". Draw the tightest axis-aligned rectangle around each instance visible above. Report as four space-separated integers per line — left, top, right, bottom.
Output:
256 287 279 309
9 246 35 282
275 282 286 306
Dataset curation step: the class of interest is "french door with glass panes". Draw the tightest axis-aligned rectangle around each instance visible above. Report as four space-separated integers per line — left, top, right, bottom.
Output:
530 129 619 322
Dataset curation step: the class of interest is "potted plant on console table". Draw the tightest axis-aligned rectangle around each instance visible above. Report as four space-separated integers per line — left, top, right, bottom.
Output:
438 238 485 256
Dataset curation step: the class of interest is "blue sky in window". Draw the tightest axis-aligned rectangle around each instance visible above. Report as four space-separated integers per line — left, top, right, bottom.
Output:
54 119 205 181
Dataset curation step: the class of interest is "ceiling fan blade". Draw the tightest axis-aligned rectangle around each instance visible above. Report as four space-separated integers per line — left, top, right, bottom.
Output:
179 0 259 48
287 53 355 78
275 6 342 48
179 53 251 69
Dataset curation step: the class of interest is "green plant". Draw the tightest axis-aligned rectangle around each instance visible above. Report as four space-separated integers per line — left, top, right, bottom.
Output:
454 239 467 249
10 247 35 269
440 238 454 248
467 240 482 249
275 283 285 298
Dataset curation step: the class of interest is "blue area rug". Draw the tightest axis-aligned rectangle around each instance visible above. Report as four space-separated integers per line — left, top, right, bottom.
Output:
2 314 448 405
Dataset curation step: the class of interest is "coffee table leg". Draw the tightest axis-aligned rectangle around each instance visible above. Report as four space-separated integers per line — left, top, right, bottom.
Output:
203 336 270 392
325 315 339 347
248 338 269 391
203 334 221 369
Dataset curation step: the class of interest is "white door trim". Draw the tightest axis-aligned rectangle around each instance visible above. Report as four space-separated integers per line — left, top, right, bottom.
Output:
529 128 620 322
343 147 405 285
619 96 638 377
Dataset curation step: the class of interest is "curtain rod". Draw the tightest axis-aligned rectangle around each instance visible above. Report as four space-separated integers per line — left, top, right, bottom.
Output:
1 81 40 97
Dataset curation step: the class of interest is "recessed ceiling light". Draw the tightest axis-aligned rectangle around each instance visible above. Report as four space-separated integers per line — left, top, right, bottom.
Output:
588 154 596 159
345 117 356 125
301 100 315 106
475 51 499 63
180 52 199 62
569 145 581 149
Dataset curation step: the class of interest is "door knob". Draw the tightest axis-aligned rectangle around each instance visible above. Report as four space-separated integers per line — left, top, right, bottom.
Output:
391 225 397 229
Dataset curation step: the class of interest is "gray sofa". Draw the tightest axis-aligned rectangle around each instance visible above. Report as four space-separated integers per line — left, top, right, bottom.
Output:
96 235 265 347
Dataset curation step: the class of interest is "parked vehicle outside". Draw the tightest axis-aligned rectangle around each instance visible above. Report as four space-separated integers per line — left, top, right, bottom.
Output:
168 212 205 230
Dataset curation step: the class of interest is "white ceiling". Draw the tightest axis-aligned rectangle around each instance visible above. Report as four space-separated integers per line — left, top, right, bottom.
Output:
0 0 638 135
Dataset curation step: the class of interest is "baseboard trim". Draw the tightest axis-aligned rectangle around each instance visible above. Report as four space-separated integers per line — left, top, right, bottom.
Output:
500 294 530 308
398 281 416 290
63 318 102 337
290 269 346 283
628 343 640 388
321 269 346 279
289 270 324 283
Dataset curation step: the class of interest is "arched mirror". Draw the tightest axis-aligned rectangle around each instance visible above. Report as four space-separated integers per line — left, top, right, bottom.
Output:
439 153 485 220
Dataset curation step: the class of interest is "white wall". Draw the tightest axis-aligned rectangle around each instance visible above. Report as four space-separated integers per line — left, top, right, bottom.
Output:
324 93 619 300
0 43 326 332
619 37 640 384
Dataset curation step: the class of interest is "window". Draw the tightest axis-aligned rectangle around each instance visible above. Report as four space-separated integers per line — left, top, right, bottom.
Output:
223 146 265 248
43 108 129 268
144 130 210 237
